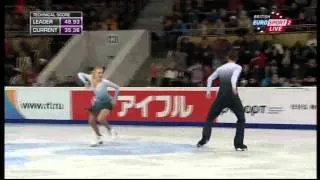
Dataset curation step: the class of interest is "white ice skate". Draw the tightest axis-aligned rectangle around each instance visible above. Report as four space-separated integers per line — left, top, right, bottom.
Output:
108 129 118 139
90 136 103 147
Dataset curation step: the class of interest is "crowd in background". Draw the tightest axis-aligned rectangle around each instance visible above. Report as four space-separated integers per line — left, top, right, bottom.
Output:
5 0 148 86
4 0 317 88
161 0 316 49
5 0 148 31
151 0 317 87
150 33 316 87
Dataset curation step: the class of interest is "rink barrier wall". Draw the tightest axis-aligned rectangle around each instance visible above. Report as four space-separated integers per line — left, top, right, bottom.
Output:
5 119 316 130
5 87 317 130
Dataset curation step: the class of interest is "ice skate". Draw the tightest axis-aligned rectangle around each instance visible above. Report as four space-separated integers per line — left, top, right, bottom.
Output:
235 144 247 151
90 136 103 147
108 128 118 139
196 138 208 148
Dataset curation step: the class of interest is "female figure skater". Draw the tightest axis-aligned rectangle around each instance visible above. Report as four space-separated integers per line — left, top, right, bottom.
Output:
78 66 120 146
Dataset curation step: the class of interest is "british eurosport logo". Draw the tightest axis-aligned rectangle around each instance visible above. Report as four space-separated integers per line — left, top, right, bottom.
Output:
220 105 285 116
252 11 292 33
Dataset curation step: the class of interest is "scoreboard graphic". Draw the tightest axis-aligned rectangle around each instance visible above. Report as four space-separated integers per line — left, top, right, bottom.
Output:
30 11 83 35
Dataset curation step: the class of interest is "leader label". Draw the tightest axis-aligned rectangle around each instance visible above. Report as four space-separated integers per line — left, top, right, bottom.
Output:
31 18 60 25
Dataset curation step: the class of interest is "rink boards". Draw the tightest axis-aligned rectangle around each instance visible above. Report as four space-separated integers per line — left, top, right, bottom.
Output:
4 87 316 129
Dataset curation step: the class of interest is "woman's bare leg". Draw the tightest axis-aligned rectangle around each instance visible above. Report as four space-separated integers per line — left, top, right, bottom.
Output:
97 109 112 131
88 113 101 136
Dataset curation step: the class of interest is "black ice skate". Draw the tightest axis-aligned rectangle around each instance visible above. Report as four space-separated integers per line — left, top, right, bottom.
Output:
196 138 208 148
234 144 247 151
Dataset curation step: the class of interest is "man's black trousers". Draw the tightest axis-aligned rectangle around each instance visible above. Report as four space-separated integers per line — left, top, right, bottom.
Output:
202 93 246 146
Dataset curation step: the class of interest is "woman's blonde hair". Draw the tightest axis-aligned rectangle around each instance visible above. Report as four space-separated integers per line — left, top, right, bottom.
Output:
91 66 104 87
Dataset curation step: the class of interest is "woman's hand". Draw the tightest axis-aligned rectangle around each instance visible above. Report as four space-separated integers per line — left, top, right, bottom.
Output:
85 82 91 88
111 99 117 105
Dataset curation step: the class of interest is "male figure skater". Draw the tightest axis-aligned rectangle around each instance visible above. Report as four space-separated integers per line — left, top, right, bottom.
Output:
197 50 247 151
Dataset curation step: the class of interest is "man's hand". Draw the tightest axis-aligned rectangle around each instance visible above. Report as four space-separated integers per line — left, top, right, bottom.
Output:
206 91 211 99
232 88 238 95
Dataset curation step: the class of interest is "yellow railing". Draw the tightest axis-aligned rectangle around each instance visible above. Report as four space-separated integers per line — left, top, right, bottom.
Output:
176 30 316 50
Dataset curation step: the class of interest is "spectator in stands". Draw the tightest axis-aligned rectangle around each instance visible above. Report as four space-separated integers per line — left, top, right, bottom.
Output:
37 58 48 73
202 65 213 86
279 47 292 79
306 33 317 47
213 19 226 35
9 68 25 86
174 19 188 34
45 70 62 87
213 38 232 62
199 19 209 35
173 11 183 23
161 63 178 87
218 8 228 22
268 44 284 66
287 2 299 19
11 13 25 30
173 51 188 69
239 64 251 81
190 0 201 12
5 12 13 30
162 18 175 48
279 77 291 87
291 63 304 82
238 10 252 34
172 0 181 13
180 37 196 66
303 59 316 86
207 9 219 24
187 61 203 86
291 41 304 64
16 52 32 73
248 78 259 87
269 74 281 87
270 59 280 76
261 60 273 81
24 66 38 86
247 33 262 54
103 15 119 31
297 8 306 24
59 76 80 87
197 37 213 66
173 66 187 86
228 16 239 28
250 64 263 82
305 10 316 24
237 48 253 66
275 0 289 8
249 50 267 69
239 79 248 87
149 62 160 86
181 75 193 87
228 0 242 12
303 41 317 60
281 47 291 66
184 0 192 12
261 67 272 87
290 77 302 87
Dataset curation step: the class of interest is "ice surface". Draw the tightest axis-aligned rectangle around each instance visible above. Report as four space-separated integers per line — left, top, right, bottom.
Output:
5 124 316 179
